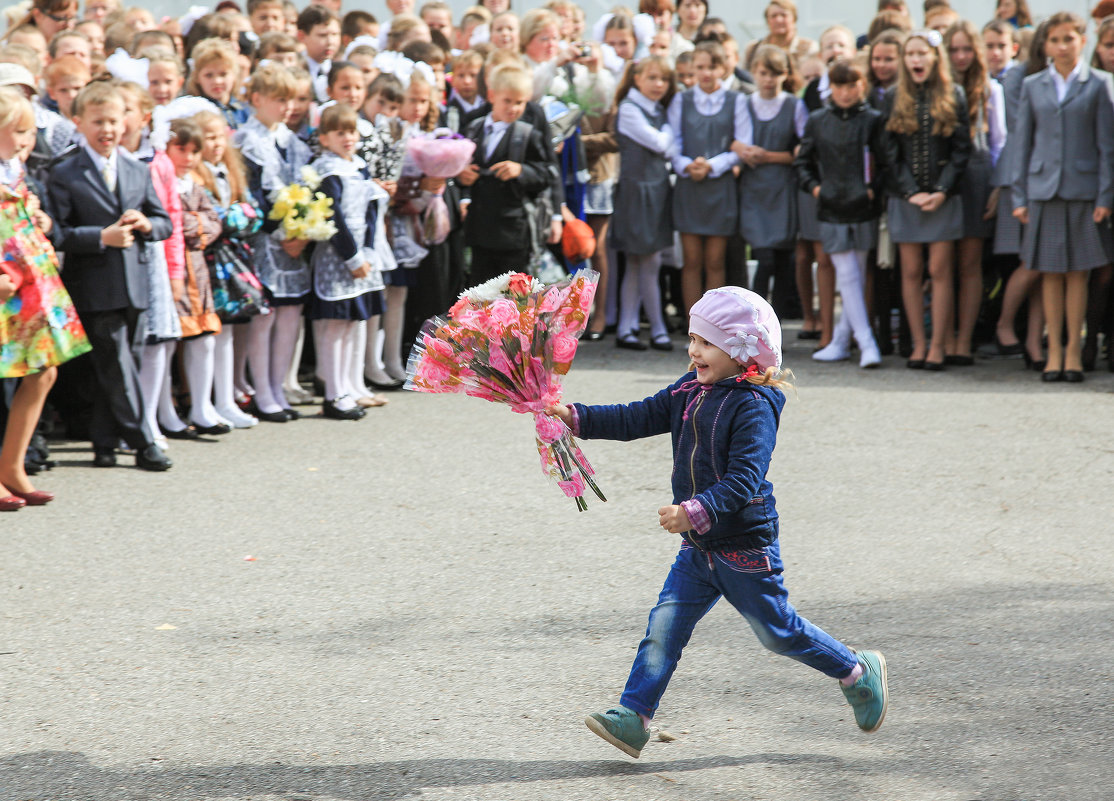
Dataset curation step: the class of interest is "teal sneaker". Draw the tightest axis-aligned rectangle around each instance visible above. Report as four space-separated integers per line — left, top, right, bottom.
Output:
585 706 650 758
841 650 888 732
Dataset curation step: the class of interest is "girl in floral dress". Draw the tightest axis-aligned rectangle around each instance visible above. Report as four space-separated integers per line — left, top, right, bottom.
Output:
0 88 90 509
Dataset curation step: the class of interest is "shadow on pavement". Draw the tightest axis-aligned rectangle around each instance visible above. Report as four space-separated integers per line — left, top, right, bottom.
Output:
0 750 843 801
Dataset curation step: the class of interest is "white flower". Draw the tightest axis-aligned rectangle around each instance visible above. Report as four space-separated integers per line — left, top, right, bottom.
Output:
724 329 762 362
300 165 323 190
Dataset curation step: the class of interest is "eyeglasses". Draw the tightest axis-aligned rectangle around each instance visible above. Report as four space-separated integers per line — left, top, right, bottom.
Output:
44 11 78 23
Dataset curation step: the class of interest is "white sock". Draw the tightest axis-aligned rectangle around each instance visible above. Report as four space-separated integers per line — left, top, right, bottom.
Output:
248 312 283 414
139 340 171 438
183 335 220 428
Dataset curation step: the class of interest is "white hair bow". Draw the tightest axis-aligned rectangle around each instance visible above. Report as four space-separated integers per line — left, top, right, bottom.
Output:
372 51 435 88
104 49 150 88
150 95 223 152
343 35 379 60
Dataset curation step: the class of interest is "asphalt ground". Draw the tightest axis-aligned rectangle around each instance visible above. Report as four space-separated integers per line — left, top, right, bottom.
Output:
2 328 1113 801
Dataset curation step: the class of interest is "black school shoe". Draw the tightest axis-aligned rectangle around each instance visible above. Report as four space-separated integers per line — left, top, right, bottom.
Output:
136 445 172 471
616 335 647 351
322 398 366 420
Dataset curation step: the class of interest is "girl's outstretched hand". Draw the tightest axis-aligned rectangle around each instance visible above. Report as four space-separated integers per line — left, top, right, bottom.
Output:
658 504 691 534
545 403 572 426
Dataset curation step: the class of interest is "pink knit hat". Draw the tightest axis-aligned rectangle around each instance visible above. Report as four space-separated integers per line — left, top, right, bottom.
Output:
688 287 783 371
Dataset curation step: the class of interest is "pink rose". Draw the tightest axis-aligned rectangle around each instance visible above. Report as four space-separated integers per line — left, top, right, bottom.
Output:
447 296 471 318
552 333 578 363
508 273 533 296
535 412 566 444
576 282 597 312
557 474 586 498
423 335 454 359
488 298 519 328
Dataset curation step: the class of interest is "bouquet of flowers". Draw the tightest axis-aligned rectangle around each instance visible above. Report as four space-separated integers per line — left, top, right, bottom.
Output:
406 270 606 511
267 166 337 241
405 128 476 178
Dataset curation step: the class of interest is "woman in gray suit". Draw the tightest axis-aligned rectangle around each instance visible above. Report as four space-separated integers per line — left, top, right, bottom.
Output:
1012 11 1114 383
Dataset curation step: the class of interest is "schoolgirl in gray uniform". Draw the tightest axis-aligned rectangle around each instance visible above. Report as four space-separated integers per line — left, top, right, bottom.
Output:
945 20 1006 365
668 41 745 316
735 44 807 320
610 56 677 351
1011 12 1114 382
987 20 1049 368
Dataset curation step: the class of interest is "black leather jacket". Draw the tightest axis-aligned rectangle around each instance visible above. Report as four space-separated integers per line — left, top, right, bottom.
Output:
881 85 972 199
794 101 892 224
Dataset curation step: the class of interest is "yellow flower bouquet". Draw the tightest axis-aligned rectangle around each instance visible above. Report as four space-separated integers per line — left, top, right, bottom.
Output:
267 166 338 241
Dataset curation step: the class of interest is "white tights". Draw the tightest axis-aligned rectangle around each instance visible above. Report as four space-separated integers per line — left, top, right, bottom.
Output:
139 340 185 437
212 327 258 427
828 250 875 348
618 251 667 341
314 318 357 410
182 334 219 428
247 304 303 414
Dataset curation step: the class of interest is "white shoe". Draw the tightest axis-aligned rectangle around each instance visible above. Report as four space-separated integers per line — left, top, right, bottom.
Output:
284 386 314 405
217 406 259 428
859 341 882 368
812 340 851 362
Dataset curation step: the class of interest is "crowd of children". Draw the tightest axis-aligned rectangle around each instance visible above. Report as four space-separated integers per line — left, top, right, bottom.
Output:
1 0 1114 504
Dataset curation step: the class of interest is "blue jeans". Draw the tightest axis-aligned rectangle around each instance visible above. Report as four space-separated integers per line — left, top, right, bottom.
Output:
619 542 858 718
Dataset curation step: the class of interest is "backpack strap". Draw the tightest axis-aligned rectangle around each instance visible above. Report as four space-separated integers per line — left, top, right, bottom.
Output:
506 120 534 165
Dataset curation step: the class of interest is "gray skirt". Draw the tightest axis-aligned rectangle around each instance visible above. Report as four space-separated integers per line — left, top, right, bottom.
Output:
819 220 877 254
1021 198 1114 273
673 172 737 236
959 150 995 240
993 188 1022 256
797 189 821 241
887 195 963 243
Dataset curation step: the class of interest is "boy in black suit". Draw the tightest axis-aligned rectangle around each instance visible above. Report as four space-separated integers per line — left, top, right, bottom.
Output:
457 64 553 283
48 82 173 470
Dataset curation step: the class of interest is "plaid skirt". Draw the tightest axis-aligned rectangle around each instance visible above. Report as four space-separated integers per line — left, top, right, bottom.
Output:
1021 198 1114 273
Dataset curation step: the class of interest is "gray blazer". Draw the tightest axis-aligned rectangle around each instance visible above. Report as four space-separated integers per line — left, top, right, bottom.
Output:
48 148 172 314
1011 64 1114 209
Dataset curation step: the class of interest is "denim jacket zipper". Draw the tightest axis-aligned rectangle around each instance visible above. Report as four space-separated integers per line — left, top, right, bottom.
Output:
686 391 715 570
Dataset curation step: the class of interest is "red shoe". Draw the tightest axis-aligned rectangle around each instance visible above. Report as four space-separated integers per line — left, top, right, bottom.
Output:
0 495 26 511
9 489 53 506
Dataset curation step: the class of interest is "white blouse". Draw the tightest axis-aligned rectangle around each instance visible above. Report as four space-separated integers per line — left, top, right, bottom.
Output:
616 89 674 155
739 92 809 145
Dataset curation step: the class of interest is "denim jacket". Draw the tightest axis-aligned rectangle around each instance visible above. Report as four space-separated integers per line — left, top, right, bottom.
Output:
572 372 784 551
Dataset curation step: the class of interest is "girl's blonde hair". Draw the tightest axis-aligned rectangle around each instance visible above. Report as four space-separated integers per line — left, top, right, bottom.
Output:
744 365 795 392
114 79 154 117
185 39 239 97
400 69 440 131
247 62 297 100
191 109 250 204
943 19 988 137
141 46 184 75
0 86 34 132
886 31 958 137
614 54 676 108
